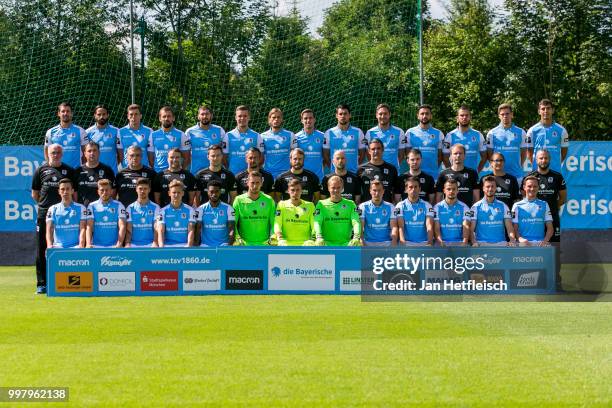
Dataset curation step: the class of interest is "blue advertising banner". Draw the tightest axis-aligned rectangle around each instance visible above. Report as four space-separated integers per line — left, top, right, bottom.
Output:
0 146 44 190
0 190 38 231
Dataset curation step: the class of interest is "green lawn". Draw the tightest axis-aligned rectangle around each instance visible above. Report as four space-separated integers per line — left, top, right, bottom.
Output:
1 266 611 407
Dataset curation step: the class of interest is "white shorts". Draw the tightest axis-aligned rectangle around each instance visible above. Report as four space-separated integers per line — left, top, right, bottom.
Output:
364 241 391 247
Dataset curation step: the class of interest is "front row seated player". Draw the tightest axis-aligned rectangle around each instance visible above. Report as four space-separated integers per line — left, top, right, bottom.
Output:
314 175 361 246
359 180 398 246
86 179 127 248
433 179 470 246
469 175 517 246
512 175 554 246
196 180 235 246
124 178 160 247
273 178 316 246
157 179 196 247
46 178 87 248
395 176 434 246
232 171 276 246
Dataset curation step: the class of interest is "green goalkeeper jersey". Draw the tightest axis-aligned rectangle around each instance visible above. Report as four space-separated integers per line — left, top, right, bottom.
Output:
232 192 276 245
314 198 361 246
274 199 315 245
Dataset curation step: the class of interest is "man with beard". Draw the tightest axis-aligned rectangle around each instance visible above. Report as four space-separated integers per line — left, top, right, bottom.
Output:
433 179 471 247
75 141 116 207
470 175 516 246
86 179 127 248
321 150 362 203
148 106 190 172
323 104 367 174
395 176 435 246
359 180 398 246
479 152 520 209
357 138 399 203
86 104 121 173
232 171 276 246
194 144 237 205
292 109 325 181
396 148 435 204
44 102 87 168
153 148 197 208
115 145 157 207
527 99 569 173
405 104 444 178
226 105 265 175
364 103 406 172
443 105 487 172
235 147 274 195
196 180 235 247
118 104 153 168
262 108 294 179
273 148 320 203
435 144 480 207
185 105 227 174
512 176 554 246
124 178 160 248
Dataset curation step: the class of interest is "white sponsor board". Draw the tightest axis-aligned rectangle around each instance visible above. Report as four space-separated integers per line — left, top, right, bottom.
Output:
98 271 136 292
182 270 221 291
339 270 374 292
268 254 335 291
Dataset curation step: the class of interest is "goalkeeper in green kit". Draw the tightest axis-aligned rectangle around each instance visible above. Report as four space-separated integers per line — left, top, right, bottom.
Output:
314 175 361 246
274 178 316 246
232 171 276 245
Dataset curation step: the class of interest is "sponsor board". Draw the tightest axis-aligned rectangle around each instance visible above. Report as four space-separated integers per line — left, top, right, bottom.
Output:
509 269 547 289
268 254 335 291
141 271 178 291
98 271 136 292
339 270 375 291
423 269 462 285
55 272 93 292
467 270 505 284
182 270 221 291
225 270 264 290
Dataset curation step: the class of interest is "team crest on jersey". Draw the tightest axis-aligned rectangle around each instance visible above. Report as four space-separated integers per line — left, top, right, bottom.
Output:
147 210 153 215
61 169 67 175
315 138 321 143
341 204 347 209
463 173 468 178
382 209 387 217
418 208 423 214
109 208 115 213
260 202 266 207
245 138 252 144
181 213 187 219
455 210 460 216
347 177 352 183
142 172 147 177
471 135 476 142
99 170 105 177
383 168 388 174
302 176 307 181
548 177 553 183
218 210 224 216
180 174 185 179
221 173 226 179
420 178 425 183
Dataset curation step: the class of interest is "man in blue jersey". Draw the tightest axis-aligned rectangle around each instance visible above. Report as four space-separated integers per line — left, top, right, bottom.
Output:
261 108 294 179
323 104 367 173
512 175 553 246
196 180 235 246
395 176 434 246
359 180 397 246
118 104 153 168
405 104 444 178
486 103 530 182
86 179 127 248
125 178 160 248
44 102 87 168
148 106 190 172
157 180 196 247
365 103 406 172
293 109 324 180
185 105 228 174
46 178 87 249
443 105 487 172
227 105 265 175
527 99 569 173
86 105 121 173
396 149 436 204
470 176 516 246
434 179 470 246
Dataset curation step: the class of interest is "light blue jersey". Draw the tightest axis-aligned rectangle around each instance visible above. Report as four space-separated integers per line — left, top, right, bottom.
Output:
358 200 396 244
512 198 553 241
159 203 196 246
87 199 126 247
293 129 325 180
433 199 469 243
149 127 189 172
527 122 569 173
261 128 294 179
196 201 235 246
126 200 160 246
486 124 530 180
406 125 444 178
395 198 434 243
365 125 406 171
44 124 87 168
46 202 88 248
118 124 153 167
185 124 227 174
226 128 265 175
323 125 367 173
443 127 486 170
470 198 511 243
86 124 120 173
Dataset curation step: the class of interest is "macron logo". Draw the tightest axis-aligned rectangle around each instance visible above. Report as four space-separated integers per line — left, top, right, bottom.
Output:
516 271 539 287
101 256 133 267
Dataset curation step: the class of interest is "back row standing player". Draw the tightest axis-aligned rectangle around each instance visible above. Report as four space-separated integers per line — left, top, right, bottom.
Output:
443 105 487 172
323 104 367 174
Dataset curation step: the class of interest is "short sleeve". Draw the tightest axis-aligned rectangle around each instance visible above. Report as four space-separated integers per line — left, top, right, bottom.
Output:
477 131 486 152
442 133 452 154
180 131 190 151
425 202 435 218
227 204 235 222
189 207 197 223
561 127 569 147
147 134 155 152
520 128 530 148
322 130 331 150
394 203 403 219
79 127 88 146
358 203 365 219
544 203 553 222
511 203 519 224
220 129 228 153
118 202 127 220
358 128 367 149
398 128 407 149
502 203 511 220
257 133 265 153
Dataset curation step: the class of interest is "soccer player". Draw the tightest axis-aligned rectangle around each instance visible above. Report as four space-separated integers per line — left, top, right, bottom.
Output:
292 109 324 181
435 144 480 207
359 180 398 246
524 149 566 243
235 148 274 195
527 99 569 173
86 104 121 173
46 178 87 249
470 176 516 246
124 178 160 247
196 180 235 247
480 152 520 209
157 180 196 247
273 148 320 203
486 103 530 183
261 108 294 179
512 176 554 246
194 144 237 205
185 105 227 174
232 172 276 246
396 148 435 204
273 179 316 246
357 138 399 203
148 106 190 172
395 176 435 246
115 145 157 207
405 104 444 178
323 104 367 173
364 103 406 172
443 105 487 172
32 144 75 294
153 148 197 208
314 176 361 246
44 102 87 168
433 179 470 246
118 104 153 168
226 105 265 175
86 179 127 248
75 141 116 207
321 150 362 203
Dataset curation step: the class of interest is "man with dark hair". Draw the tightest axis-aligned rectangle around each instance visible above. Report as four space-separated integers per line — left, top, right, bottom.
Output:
86 104 121 173
75 141 116 207
396 148 435 204
527 99 569 173
435 144 480 207
232 171 276 246
405 104 444 178
153 148 197 208
157 179 196 247
443 105 487 172
195 180 235 247
235 147 274 195
46 178 87 250
395 176 435 246
262 108 294 179
470 175 516 246
512 175 554 246
357 138 399 203
226 105 264 175
292 109 325 181
364 104 406 172
323 104 367 174
185 105 227 174
118 104 153 168
115 145 157 207
148 105 190 172
86 179 127 248
273 148 320 203
44 102 87 168
479 152 520 209
433 179 471 247
125 178 160 248
194 144 237 205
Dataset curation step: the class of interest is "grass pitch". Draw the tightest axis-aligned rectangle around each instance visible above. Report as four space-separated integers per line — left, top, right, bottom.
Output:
1 266 611 407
